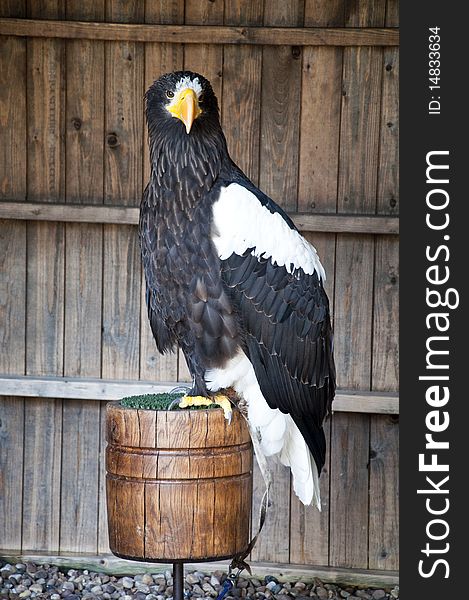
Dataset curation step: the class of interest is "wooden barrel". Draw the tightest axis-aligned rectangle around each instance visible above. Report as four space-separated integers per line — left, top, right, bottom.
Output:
106 402 253 562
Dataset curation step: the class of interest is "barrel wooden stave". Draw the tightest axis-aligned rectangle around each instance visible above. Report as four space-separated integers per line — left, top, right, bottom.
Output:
106 403 253 562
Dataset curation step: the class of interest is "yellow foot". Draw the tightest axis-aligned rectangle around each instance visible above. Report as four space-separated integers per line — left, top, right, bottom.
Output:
179 394 233 422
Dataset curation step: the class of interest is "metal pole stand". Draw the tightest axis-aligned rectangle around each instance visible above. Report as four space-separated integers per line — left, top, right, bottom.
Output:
173 561 184 600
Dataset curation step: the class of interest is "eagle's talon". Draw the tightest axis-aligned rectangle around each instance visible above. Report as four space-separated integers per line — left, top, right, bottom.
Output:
179 394 233 422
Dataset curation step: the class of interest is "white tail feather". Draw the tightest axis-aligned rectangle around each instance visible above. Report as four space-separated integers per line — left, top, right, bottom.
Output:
206 351 321 508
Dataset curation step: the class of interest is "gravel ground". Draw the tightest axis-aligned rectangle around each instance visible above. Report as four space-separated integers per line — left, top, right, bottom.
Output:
0 562 399 600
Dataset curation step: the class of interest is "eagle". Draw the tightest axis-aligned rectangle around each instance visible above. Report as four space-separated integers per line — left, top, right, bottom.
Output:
140 71 336 508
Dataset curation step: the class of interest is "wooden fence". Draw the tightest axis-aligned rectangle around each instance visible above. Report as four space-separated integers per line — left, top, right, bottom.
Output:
0 0 399 580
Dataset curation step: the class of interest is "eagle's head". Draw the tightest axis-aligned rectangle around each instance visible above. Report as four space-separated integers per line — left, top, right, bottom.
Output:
145 71 221 138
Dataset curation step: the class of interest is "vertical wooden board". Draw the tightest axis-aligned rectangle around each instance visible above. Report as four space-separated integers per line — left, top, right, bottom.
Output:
369 415 399 570
329 412 369 568
98 401 110 553
0 31 27 365
304 0 344 26
0 221 26 374
104 1 144 207
344 0 386 27
184 0 224 100
223 0 263 26
369 179 399 569
64 36 103 494
377 48 399 215
333 235 373 387
251 460 290 563
222 2 263 184
0 1 25 17
260 1 302 211
290 419 331 565
64 225 103 377
0 398 24 550
372 236 398 391
0 35 26 199
386 0 399 26
26 0 65 377
60 400 100 553
26 221 65 376
22 398 62 552
27 36 65 202
221 46 261 180
65 42 104 203
337 47 382 213
298 47 342 213
102 225 141 379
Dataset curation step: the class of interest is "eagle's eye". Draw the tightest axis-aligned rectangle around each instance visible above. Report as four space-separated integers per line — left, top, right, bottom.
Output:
166 90 174 99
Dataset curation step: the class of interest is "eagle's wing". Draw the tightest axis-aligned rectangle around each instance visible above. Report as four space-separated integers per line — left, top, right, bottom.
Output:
212 181 336 474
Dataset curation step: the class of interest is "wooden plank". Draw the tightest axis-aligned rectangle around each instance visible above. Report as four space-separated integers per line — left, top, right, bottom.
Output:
345 0 386 27
104 7 143 208
304 0 345 27
290 419 331 565
251 460 290 563
102 0 143 375
0 34 26 202
26 221 65 375
0 9 27 376
26 0 65 374
102 226 141 379
0 552 400 588
0 201 400 233
0 19 400 46
368 415 399 570
337 47 382 213
259 0 303 212
0 398 24 550
298 45 342 211
22 398 62 552
368 0 399 558
329 0 385 566
60 400 100 553
0 28 27 546
98 401 109 554
222 3 263 184
329 412 370 568
372 238 399 392
61 2 105 556
0 376 399 413
377 48 399 215
386 0 399 27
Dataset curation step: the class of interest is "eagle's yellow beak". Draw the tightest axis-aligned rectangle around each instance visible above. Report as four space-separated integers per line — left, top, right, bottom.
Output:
167 88 202 134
